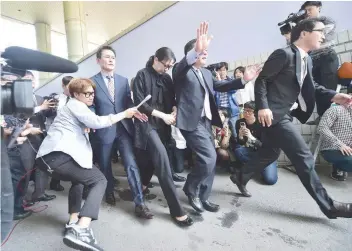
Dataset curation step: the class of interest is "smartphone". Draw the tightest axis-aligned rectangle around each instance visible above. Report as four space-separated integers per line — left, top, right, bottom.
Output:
240 122 246 128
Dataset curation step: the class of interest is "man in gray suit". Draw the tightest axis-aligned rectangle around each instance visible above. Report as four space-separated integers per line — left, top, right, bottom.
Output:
172 22 260 213
90 46 152 218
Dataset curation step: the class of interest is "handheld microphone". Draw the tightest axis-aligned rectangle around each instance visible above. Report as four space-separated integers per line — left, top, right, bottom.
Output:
1 46 78 73
136 94 151 109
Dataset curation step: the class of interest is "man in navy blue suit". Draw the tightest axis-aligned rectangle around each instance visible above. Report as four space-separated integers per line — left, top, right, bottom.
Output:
90 46 153 219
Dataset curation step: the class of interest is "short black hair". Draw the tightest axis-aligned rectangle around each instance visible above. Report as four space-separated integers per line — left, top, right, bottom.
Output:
234 66 245 74
244 101 256 111
184 39 196 56
62 76 73 86
96 45 116 59
290 17 324 44
215 62 229 71
300 1 322 10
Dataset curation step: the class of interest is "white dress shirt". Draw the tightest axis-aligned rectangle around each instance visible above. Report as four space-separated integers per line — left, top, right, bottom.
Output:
186 49 246 120
295 46 308 112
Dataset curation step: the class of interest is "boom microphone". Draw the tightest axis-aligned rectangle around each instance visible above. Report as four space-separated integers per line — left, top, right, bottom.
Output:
1 46 78 73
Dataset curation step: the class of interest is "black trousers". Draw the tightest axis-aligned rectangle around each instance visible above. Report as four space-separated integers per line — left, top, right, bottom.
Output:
242 115 334 213
1 138 14 242
36 152 107 220
180 118 217 201
137 130 185 217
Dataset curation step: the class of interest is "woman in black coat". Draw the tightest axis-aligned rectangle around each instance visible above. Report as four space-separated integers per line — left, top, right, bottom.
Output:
133 47 193 227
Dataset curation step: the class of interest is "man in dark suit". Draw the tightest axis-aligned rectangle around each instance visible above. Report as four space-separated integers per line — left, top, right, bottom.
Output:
90 46 151 218
172 22 260 213
230 18 352 219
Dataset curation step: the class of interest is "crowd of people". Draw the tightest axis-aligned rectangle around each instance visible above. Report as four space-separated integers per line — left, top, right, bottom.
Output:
1 1 352 251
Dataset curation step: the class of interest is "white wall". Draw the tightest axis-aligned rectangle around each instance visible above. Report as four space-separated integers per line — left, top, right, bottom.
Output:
36 1 352 96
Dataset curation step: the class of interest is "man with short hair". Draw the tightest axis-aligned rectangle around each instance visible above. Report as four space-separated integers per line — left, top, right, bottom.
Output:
173 22 260 214
90 46 152 219
230 18 352 219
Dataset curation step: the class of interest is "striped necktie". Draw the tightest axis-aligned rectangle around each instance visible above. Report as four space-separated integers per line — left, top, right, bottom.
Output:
106 76 115 101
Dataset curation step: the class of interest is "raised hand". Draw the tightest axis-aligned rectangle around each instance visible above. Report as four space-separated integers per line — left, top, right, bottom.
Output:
243 64 262 82
195 22 213 54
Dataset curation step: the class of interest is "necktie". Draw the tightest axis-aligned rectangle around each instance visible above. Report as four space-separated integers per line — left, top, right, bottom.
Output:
297 56 307 112
66 96 70 104
196 69 212 120
106 76 115 101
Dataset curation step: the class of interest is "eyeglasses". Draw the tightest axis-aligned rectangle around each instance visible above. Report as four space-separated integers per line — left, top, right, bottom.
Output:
82 92 95 98
311 29 326 35
243 109 254 114
159 61 174 70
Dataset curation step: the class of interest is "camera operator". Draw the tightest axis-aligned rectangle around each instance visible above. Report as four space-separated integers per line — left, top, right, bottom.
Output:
8 71 57 205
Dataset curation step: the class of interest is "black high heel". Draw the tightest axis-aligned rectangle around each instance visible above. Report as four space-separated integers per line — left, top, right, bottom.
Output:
172 215 194 227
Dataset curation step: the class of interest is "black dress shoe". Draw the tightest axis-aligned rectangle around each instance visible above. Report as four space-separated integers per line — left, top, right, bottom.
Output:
172 215 194 227
230 172 251 197
172 173 186 182
34 193 57 202
325 200 352 219
50 182 65 192
201 200 220 212
13 210 32 220
135 205 154 219
105 192 116 205
187 196 204 213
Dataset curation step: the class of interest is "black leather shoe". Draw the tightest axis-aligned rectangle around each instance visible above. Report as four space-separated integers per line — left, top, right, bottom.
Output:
13 210 32 220
325 201 352 219
105 192 116 205
172 215 194 227
201 200 220 212
230 172 251 197
172 173 186 182
187 196 204 213
135 205 154 219
50 182 64 192
33 193 57 202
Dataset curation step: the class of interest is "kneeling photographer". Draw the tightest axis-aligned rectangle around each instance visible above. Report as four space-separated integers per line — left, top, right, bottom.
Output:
233 102 278 185
35 78 144 251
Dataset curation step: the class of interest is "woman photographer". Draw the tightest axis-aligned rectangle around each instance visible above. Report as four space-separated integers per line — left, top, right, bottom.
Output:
35 78 144 251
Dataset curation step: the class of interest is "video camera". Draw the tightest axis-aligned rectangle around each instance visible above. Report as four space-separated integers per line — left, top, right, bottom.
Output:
278 9 306 35
1 46 78 116
43 93 60 111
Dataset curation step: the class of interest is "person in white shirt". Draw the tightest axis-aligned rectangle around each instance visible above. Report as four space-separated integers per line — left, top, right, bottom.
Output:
45 76 73 192
57 76 74 111
233 66 255 108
